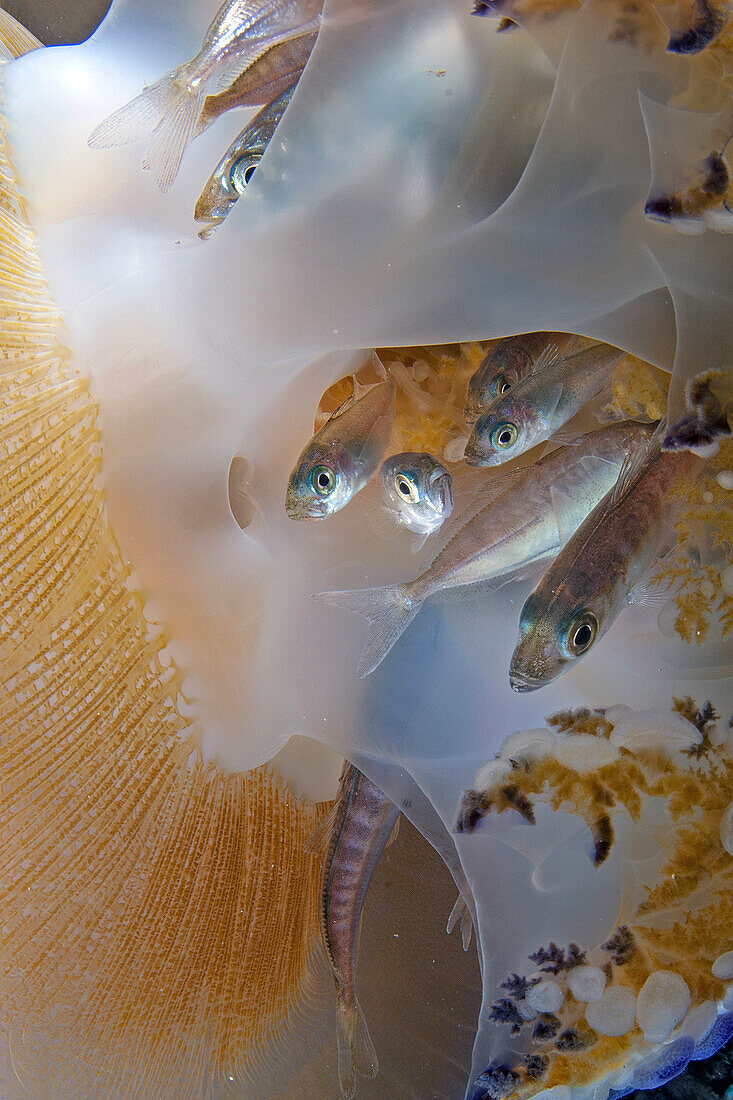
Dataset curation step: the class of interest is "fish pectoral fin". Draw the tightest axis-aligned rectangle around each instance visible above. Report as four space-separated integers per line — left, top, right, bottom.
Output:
627 574 671 608
578 455 624 483
550 486 581 544
303 800 341 856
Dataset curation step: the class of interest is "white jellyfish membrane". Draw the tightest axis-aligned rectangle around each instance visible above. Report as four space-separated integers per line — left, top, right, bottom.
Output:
2 0 732 1096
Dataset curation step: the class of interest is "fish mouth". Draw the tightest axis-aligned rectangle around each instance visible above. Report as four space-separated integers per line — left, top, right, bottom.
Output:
284 494 328 520
508 668 545 693
463 439 499 467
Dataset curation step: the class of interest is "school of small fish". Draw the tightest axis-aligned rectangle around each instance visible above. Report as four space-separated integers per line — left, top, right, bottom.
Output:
84 4 732 1096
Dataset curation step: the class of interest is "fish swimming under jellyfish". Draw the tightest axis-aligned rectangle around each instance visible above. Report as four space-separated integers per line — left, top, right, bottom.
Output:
0 0 731 1096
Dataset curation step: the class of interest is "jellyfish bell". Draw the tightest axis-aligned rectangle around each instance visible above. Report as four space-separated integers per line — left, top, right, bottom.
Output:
0 0 731 1097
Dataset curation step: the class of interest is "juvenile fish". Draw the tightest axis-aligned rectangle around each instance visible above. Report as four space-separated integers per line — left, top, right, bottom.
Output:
306 762 398 1098
509 423 702 692
464 332 552 422
195 82 297 237
285 378 396 519
464 342 624 466
315 422 651 676
88 0 322 191
195 30 316 133
379 452 454 535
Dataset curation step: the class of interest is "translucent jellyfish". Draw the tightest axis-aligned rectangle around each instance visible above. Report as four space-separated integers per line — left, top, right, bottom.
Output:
0 0 730 1097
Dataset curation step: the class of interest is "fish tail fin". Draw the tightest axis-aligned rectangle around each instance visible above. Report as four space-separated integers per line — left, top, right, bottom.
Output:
145 76 205 192
313 583 422 677
88 67 181 149
88 63 204 191
336 992 378 1098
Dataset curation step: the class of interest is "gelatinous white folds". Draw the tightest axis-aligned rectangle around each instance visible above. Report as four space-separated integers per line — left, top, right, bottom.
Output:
1 0 732 1097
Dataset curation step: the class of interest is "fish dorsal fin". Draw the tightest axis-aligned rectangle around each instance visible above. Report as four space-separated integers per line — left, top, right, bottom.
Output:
384 815 401 849
353 381 396 469
562 334 588 356
550 486 580 544
530 341 562 376
324 371 385 427
610 418 666 505
303 801 340 856
371 351 390 382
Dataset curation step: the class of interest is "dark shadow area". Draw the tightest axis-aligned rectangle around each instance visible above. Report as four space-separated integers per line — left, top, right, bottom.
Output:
3 0 111 45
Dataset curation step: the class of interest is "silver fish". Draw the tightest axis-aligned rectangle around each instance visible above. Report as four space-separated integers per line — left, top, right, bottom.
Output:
306 762 398 1098
195 82 297 237
464 332 553 422
315 422 651 676
88 0 322 191
509 422 702 692
464 342 624 466
379 452 454 535
285 378 396 520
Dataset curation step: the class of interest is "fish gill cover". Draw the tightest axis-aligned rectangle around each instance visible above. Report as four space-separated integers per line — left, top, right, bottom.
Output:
0 0 730 1098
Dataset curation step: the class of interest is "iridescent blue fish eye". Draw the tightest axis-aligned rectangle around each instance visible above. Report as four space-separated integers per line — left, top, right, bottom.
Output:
230 153 261 195
491 421 518 449
395 470 420 502
309 464 337 497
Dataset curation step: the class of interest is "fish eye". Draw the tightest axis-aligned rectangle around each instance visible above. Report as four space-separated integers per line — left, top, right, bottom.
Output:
491 421 518 449
495 374 511 396
230 154 261 195
566 612 599 655
395 472 420 503
309 464 337 497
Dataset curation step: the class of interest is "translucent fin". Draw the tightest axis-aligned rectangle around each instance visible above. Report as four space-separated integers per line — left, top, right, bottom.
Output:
529 341 561 376
579 454 623 485
313 583 421 677
561 334 588 356
336 993 378 1098
0 9 42 59
627 575 670 607
550 424 582 445
446 893 474 951
88 69 179 149
384 814 400 849
611 418 666 504
303 799 341 855
145 80 206 192
550 486 581 544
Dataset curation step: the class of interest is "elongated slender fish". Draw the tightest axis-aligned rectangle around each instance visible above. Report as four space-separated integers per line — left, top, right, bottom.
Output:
315 422 651 676
306 762 399 1099
88 0 322 191
379 452 454 535
464 332 553 422
465 342 624 466
195 30 316 134
509 422 703 692
286 377 396 519
195 81 297 237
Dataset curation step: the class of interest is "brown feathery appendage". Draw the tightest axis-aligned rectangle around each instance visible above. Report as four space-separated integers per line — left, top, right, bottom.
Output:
0 61 328 1098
